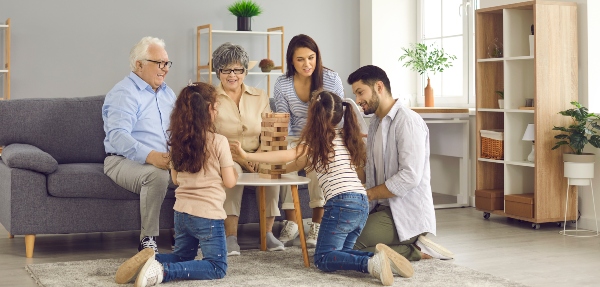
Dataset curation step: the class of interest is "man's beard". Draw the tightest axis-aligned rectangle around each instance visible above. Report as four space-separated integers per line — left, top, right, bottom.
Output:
362 90 380 115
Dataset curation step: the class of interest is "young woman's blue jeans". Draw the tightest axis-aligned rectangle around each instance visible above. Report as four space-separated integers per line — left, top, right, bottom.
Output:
314 192 373 273
155 211 227 282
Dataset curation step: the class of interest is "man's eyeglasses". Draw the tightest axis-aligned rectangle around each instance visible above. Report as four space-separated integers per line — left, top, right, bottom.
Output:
220 68 245 75
145 59 172 69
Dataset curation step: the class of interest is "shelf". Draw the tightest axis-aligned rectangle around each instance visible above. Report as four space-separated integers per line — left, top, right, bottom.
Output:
504 56 534 61
199 30 283 35
478 108 504 112
478 158 504 164
477 58 503 62
0 70 7 73
0 25 8 28
477 56 533 62
196 24 284 96
504 109 534 113
199 71 284 76
505 160 534 167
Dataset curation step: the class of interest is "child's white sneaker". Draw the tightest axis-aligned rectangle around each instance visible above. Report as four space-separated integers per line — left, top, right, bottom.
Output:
135 257 164 287
368 247 393 286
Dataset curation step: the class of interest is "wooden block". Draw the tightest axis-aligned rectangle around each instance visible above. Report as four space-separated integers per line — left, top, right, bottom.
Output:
261 122 289 128
263 140 287 147
259 169 286 174
261 126 288 133
261 136 286 141
262 131 288 137
259 173 282 179
260 164 284 169
261 117 290 123
262 112 290 119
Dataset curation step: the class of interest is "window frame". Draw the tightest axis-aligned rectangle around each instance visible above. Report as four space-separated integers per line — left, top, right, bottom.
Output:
416 0 477 107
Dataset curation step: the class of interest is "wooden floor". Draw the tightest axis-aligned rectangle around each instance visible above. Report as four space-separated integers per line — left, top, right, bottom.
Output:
1 207 599 287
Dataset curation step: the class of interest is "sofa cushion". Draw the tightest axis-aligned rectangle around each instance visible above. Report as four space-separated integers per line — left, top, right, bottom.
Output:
1 143 58 174
47 163 177 200
0 96 107 164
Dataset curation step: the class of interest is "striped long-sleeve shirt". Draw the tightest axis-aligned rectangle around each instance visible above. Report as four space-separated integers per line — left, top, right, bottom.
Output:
274 69 345 136
316 130 366 202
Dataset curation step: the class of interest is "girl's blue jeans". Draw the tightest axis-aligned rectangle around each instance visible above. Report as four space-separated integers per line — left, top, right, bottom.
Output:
155 211 227 282
313 192 373 273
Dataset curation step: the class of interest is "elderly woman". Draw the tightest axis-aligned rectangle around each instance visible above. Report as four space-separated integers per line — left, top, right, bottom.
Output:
212 42 284 256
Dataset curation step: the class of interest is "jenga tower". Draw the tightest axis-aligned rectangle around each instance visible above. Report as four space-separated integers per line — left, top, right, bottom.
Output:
259 112 290 179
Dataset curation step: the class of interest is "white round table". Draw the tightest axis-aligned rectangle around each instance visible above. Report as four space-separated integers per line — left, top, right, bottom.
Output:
236 173 311 267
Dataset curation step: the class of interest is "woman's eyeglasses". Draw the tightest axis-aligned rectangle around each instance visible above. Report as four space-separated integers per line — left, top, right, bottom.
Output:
220 68 245 75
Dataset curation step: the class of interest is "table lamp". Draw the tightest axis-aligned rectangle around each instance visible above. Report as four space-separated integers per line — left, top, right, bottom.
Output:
522 124 535 162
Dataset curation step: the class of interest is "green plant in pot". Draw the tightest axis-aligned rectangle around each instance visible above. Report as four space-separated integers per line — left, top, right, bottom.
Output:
552 101 600 183
399 43 456 107
228 0 262 31
259 58 274 72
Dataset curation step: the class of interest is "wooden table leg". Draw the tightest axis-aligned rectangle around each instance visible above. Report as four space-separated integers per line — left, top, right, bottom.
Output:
291 185 310 267
258 186 267 251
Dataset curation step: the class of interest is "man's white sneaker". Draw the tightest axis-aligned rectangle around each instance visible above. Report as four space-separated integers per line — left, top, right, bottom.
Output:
416 235 454 260
368 247 394 286
306 222 320 248
279 220 299 247
135 257 164 287
376 243 414 278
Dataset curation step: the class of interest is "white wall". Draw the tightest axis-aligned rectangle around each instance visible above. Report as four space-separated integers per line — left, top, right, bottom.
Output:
359 0 417 105
0 0 359 100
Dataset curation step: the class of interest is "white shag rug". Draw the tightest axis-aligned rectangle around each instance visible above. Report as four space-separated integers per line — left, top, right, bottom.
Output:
26 247 527 287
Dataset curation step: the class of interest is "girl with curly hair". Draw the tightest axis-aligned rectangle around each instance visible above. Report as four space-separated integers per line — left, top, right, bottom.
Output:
116 82 238 287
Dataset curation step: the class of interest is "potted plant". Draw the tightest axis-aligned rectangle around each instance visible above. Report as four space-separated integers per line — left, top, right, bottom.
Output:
552 101 600 184
399 43 457 107
495 90 504 109
259 58 274 72
228 0 262 31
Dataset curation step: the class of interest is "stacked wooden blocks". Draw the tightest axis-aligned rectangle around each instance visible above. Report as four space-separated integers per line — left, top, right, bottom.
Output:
259 112 290 179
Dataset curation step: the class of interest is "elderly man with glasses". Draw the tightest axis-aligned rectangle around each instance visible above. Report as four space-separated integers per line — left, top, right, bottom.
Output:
211 42 285 256
102 36 176 254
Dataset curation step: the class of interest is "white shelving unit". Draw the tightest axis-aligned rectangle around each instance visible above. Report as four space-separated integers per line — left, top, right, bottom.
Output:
475 1 578 227
0 18 10 101
196 24 284 96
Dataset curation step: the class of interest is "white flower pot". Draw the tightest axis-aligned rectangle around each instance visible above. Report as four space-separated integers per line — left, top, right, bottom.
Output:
563 153 595 186
498 99 504 109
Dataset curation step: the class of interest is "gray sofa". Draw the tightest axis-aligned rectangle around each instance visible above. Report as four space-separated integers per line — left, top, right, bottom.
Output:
0 96 311 258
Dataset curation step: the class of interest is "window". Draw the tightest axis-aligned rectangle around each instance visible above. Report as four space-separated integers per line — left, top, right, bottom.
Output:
418 0 477 106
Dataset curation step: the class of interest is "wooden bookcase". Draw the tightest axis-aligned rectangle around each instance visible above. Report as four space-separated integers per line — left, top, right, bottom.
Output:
475 1 578 228
1 18 10 101
196 24 284 96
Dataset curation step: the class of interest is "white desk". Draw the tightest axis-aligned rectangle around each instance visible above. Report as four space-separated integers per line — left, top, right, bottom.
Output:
236 173 311 267
412 108 470 208
363 107 470 208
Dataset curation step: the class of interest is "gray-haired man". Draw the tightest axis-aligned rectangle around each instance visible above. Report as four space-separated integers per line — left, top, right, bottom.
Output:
103 36 176 253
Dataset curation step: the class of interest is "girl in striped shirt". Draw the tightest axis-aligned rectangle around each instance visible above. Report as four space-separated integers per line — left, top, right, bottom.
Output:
231 91 413 286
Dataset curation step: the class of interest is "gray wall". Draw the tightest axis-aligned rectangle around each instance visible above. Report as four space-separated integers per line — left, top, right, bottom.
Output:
0 0 359 99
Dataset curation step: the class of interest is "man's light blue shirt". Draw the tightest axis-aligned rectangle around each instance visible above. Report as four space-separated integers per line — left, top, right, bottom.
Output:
103 72 176 164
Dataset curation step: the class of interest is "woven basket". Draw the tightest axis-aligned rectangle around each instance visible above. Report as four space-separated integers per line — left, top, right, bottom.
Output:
481 137 503 159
